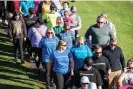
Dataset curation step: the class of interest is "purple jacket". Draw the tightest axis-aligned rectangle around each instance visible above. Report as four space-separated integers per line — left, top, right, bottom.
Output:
28 25 47 48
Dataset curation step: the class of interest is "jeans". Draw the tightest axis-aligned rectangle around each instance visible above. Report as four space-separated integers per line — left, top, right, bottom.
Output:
13 38 23 60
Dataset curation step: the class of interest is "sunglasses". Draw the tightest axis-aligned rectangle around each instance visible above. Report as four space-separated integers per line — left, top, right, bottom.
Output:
97 21 104 24
62 44 67 46
128 67 133 69
82 83 89 85
111 44 116 46
95 52 102 55
47 32 53 34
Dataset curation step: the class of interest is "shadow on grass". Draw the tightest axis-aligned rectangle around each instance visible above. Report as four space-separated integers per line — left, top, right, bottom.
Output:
0 32 45 88
0 84 33 89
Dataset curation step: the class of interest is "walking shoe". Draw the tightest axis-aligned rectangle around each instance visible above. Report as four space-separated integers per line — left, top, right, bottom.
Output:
16 59 22 63
50 82 56 87
46 84 50 89
4 20 8 25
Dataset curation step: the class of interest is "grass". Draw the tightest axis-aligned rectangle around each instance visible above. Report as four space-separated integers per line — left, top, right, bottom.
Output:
70 1 133 60
0 1 133 89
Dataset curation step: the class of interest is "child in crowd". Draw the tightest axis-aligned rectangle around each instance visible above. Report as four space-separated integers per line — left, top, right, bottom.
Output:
53 16 64 36
63 10 73 24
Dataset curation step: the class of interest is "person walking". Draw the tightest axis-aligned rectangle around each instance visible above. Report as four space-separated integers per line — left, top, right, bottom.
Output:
8 12 27 63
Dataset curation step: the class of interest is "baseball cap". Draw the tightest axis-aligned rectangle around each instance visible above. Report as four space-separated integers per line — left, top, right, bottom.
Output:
80 76 90 83
71 6 77 12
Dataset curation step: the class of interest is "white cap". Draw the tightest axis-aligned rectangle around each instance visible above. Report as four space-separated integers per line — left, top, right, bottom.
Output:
80 76 90 83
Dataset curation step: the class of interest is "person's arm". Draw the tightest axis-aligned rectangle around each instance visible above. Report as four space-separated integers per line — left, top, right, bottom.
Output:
87 45 93 57
36 2 42 17
118 72 125 87
28 28 33 41
19 3 26 16
105 57 111 75
108 21 116 38
70 16 82 31
21 18 27 40
8 20 12 38
70 58 74 76
68 52 74 76
98 86 102 89
96 69 103 89
119 48 126 72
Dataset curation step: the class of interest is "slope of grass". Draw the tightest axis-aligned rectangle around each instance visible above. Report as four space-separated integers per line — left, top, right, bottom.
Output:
0 1 133 89
0 32 43 89
70 1 133 60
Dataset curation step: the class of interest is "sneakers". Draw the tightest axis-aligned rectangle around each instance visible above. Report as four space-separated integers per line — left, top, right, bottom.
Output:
15 59 24 64
0 19 2 23
50 82 56 87
4 20 8 25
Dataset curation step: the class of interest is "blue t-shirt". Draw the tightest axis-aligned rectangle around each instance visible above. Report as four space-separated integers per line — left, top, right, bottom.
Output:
20 1 35 15
71 44 93 70
51 49 73 74
40 37 59 62
59 31 75 50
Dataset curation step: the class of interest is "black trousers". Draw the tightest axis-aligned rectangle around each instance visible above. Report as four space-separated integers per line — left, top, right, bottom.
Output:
53 72 70 89
31 47 42 68
23 38 31 54
13 38 23 60
42 62 53 85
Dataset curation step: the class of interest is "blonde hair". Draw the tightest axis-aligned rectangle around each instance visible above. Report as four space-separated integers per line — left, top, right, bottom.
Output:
57 40 66 50
45 28 56 38
76 36 84 44
56 16 64 26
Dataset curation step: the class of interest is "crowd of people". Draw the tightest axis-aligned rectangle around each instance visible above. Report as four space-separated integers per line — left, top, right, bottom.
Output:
0 0 133 89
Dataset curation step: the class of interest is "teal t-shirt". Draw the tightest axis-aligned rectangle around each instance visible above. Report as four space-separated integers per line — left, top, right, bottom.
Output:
53 26 64 36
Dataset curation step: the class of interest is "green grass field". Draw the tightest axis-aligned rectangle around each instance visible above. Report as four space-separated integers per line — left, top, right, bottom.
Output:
0 1 133 89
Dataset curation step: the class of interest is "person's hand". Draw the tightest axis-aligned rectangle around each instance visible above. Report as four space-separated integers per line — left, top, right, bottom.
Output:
70 71 74 76
108 69 111 75
70 28 75 32
130 79 133 85
24 37 26 41
124 67 127 72
9 38 13 42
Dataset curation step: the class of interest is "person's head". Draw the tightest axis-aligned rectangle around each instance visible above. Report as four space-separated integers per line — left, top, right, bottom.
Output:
64 22 70 32
80 76 90 89
45 28 55 38
35 17 44 28
64 11 69 17
56 16 63 26
96 15 106 28
29 8 35 15
50 4 57 13
110 37 117 50
100 12 108 23
94 44 102 58
76 36 84 46
62 1 69 9
57 40 67 51
101 12 108 18
84 57 93 68
13 12 20 20
127 58 133 72
44 0 50 2
71 6 77 14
